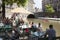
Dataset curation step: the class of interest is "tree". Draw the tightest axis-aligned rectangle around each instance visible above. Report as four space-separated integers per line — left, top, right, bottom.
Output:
45 4 55 13
2 0 28 18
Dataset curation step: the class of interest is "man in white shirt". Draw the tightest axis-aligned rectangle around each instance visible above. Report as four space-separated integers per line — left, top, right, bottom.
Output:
0 21 4 27
38 23 43 32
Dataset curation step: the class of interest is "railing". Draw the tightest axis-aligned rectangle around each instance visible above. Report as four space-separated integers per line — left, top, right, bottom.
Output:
38 17 60 21
28 37 60 40
28 36 60 40
38 37 60 40
0 33 60 40
0 27 60 40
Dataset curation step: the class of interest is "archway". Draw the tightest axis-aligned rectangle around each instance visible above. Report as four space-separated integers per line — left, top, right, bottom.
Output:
27 14 35 18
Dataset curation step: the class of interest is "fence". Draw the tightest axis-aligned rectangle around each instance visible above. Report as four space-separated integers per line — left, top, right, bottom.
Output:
28 36 60 40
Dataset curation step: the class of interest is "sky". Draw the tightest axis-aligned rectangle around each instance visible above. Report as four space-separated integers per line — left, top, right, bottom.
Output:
34 0 42 9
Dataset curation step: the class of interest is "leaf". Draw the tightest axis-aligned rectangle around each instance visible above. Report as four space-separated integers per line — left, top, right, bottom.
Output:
4 0 28 7
45 4 55 13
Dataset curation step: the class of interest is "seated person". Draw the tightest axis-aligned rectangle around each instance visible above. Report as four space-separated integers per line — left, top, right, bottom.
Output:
31 28 45 38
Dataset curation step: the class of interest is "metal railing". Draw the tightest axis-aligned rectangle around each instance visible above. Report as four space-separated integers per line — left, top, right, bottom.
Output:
28 36 60 40
38 37 60 40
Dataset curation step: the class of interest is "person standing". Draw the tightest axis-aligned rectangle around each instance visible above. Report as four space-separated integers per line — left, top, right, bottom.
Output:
31 22 37 32
37 23 44 38
38 23 43 32
45 25 56 40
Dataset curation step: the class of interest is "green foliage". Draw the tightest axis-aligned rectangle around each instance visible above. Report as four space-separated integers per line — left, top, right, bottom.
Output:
45 4 55 13
4 0 28 7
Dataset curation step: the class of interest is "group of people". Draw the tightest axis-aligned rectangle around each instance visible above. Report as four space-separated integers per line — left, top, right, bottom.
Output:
0 15 25 39
0 16 56 40
30 22 56 40
0 16 24 28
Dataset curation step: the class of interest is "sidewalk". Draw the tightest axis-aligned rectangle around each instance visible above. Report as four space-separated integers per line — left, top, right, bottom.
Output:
38 17 60 21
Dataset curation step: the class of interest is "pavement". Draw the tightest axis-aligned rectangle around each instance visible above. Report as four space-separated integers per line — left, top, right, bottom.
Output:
38 17 60 21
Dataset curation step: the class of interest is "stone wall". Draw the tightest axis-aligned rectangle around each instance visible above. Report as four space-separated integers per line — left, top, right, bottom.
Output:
34 12 60 18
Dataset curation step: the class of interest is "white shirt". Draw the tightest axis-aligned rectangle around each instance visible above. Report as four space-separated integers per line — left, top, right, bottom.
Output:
38 24 43 32
13 20 16 26
0 22 4 27
33 31 45 37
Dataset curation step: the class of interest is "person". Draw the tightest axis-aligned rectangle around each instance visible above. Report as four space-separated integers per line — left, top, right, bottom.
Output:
11 28 20 40
0 20 4 27
4 17 11 30
25 28 30 37
45 25 56 40
36 23 45 38
31 22 37 32
16 18 20 27
12 18 16 28
5 17 10 25
20 18 24 25
38 23 43 32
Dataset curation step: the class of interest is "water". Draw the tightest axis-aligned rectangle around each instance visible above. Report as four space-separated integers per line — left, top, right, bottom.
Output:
27 18 60 37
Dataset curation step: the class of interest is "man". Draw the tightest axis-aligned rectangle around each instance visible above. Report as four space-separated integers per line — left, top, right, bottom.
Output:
45 25 56 40
38 23 43 32
11 28 20 40
0 20 4 27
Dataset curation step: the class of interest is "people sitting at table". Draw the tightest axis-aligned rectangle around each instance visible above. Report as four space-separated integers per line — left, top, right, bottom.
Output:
31 28 45 38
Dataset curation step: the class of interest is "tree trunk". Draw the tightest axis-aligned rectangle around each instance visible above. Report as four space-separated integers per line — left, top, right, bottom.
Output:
2 0 5 18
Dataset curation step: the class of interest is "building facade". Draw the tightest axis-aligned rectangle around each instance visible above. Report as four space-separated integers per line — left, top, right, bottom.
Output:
35 7 42 12
25 0 35 12
0 0 35 18
42 0 60 12
5 0 35 18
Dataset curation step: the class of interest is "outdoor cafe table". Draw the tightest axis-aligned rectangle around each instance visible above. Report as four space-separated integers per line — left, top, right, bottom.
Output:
0 24 12 32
